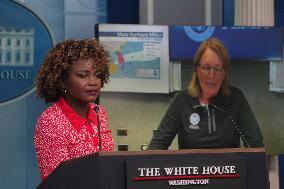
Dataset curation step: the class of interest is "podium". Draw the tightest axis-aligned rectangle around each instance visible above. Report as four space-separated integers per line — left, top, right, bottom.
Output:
37 148 268 189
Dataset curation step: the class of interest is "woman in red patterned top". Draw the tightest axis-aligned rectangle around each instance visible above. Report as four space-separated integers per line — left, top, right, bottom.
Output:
34 39 114 180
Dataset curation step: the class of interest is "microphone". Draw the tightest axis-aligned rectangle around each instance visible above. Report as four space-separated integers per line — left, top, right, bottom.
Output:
94 106 102 151
209 103 251 148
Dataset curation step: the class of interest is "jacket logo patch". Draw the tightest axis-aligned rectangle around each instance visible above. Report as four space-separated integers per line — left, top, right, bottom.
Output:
189 113 200 130
189 113 200 125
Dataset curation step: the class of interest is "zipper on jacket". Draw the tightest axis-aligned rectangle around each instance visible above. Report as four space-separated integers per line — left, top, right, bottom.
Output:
206 105 216 134
206 105 212 134
212 108 216 132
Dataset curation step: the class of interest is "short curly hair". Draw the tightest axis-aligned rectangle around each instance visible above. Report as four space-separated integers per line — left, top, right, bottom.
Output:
35 38 111 103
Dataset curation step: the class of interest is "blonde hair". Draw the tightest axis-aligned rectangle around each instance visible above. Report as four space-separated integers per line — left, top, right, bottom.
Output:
188 37 231 97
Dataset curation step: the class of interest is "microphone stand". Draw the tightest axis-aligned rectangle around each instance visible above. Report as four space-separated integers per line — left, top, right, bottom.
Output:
209 103 251 148
94 106 102 151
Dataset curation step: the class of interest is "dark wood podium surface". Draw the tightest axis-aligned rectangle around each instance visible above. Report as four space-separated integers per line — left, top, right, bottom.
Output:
37 148 268 189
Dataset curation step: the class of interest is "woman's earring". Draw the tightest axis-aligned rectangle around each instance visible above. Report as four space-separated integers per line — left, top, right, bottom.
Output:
62 88 67 94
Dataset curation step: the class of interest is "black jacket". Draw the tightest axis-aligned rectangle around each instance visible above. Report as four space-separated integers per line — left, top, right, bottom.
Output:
148 87 264 149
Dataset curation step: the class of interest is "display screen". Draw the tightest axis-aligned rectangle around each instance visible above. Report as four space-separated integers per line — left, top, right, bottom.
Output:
170 26 283 61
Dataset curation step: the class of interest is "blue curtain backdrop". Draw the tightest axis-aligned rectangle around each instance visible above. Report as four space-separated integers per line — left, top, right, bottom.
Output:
275 0 284 26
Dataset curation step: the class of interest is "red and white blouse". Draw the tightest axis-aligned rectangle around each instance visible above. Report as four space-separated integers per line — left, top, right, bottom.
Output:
34 98 114 180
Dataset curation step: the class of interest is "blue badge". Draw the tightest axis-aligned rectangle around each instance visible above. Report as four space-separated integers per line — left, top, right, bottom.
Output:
0 0 53 105
189 113 200 126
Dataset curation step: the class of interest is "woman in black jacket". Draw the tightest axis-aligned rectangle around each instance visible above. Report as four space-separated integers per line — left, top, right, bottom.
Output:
148 37 264 150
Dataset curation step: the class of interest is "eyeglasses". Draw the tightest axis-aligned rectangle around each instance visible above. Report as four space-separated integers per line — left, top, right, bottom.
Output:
198 65 224 75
